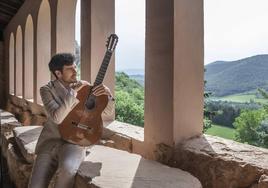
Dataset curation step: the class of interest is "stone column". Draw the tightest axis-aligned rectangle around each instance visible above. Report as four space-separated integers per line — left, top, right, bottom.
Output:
0 41 4 108
56 0 77 54
144 0 203 158
81 0 115 121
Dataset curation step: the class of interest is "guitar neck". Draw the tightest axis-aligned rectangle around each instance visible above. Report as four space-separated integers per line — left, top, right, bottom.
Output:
93 50 113 86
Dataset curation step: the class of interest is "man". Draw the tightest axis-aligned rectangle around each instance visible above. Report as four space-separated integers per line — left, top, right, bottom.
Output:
28 53 114 188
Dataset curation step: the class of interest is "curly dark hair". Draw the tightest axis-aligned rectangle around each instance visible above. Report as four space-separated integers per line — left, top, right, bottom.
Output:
49 53 75 78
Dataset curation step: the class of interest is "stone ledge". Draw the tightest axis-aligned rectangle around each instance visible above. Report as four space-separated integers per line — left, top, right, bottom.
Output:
102 120 144 153
171 134 268 188
1 109 21 158
2 125 202 188
1 113 202 188
6 143 33 188
104 120 144 141
75 145 202 188
13 125 43 163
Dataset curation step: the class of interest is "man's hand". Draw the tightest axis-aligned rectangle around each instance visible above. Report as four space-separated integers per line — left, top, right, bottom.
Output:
92 84 112 97
71 80 90 92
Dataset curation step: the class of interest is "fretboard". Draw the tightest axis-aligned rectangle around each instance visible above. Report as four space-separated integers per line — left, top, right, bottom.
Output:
93 50 113 86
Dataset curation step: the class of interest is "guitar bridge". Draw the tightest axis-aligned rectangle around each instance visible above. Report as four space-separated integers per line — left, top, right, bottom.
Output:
71 121 92 131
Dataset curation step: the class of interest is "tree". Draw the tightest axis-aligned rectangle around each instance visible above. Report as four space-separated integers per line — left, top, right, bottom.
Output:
115 90 144 126
115 72 144 126
74 40 81 79
233 109 267 147
203 69 213 132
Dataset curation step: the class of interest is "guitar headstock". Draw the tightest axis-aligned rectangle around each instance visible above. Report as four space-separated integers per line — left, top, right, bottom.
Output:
106 34 118 52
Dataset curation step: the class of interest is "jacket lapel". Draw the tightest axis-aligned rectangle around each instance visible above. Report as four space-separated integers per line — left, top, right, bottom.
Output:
51 80 68 104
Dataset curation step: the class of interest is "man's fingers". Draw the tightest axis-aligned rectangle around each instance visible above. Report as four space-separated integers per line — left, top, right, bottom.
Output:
93 91 106 96
92 84 104 91
92 86 105 93
92 87 110 96
93 89 108 96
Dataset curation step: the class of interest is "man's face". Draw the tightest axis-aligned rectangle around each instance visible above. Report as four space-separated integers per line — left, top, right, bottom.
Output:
56 64 77 83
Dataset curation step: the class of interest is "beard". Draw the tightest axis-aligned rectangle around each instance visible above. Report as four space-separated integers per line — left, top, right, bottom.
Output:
71 76 77 83
60 75 77 87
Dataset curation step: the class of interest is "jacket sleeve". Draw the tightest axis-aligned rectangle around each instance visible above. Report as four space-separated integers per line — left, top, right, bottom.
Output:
40 86 79 124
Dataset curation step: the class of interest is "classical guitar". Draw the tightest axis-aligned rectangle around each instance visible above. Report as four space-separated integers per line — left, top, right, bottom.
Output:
58 34 118 146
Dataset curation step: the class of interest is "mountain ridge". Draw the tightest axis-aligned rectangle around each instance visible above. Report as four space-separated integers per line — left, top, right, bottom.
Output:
205 54 268 96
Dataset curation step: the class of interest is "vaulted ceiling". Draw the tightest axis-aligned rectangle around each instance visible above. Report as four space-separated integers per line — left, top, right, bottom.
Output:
0 0 25 40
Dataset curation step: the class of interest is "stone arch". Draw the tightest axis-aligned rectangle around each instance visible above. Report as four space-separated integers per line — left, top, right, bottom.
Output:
37 0 51 104
24 15 34 100
56 0 77 53
9 33 15 95
16 25 23 97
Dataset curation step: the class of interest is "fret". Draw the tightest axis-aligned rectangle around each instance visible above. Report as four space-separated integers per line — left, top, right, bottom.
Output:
92 35 117 88
93 51 113 86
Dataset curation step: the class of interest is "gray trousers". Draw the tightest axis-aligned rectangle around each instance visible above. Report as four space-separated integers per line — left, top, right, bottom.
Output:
28 141 86 188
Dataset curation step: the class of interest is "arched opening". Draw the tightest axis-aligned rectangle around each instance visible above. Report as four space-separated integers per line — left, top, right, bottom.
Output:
115 0 145 127
204 0 268 147
37 0 51 104
9 33 15 95
24 15 34 100
15 25 23 97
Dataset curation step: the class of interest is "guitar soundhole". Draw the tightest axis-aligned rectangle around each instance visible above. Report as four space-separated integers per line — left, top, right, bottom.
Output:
85 95 96 110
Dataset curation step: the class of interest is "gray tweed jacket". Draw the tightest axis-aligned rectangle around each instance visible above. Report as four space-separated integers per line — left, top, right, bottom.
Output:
35 79 114 154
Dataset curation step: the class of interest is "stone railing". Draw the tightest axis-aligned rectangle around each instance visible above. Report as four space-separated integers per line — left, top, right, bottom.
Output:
171 135 268 188
0 109 201 188
3 94 268 188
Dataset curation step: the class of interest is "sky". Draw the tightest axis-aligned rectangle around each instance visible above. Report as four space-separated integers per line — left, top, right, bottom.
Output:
204 0 268 65
76 0 268 68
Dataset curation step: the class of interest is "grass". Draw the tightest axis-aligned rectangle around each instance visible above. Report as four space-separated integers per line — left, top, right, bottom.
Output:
205 124 237 140
212 94 268 104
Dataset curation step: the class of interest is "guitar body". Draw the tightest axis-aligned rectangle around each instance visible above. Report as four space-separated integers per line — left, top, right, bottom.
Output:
59 33 118 146
58 84 108 146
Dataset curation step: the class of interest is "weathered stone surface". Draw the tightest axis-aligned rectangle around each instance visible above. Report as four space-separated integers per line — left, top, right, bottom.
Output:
6 96 47 126
20 110 33 125
1 109 15 118
1 109 18 124
101 120 146 153
172 134 268 188
9 95 27 109
6 143 33 188
13 126 43 163
27 101 46 115
102 133 132 152
1 121 22 158
258 174 268 188
6 100 16 113
75 145 202 188
13 106 23 116
31 114 47 125
104 120 144 141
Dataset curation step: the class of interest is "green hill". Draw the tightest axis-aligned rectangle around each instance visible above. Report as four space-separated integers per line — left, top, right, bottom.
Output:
205 54 268 96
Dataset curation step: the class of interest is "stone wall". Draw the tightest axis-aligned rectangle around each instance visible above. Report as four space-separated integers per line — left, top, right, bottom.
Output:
5 95 142 154
1 109 202 188
6 95 47 126
3 103 268 188
171 135 268 188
